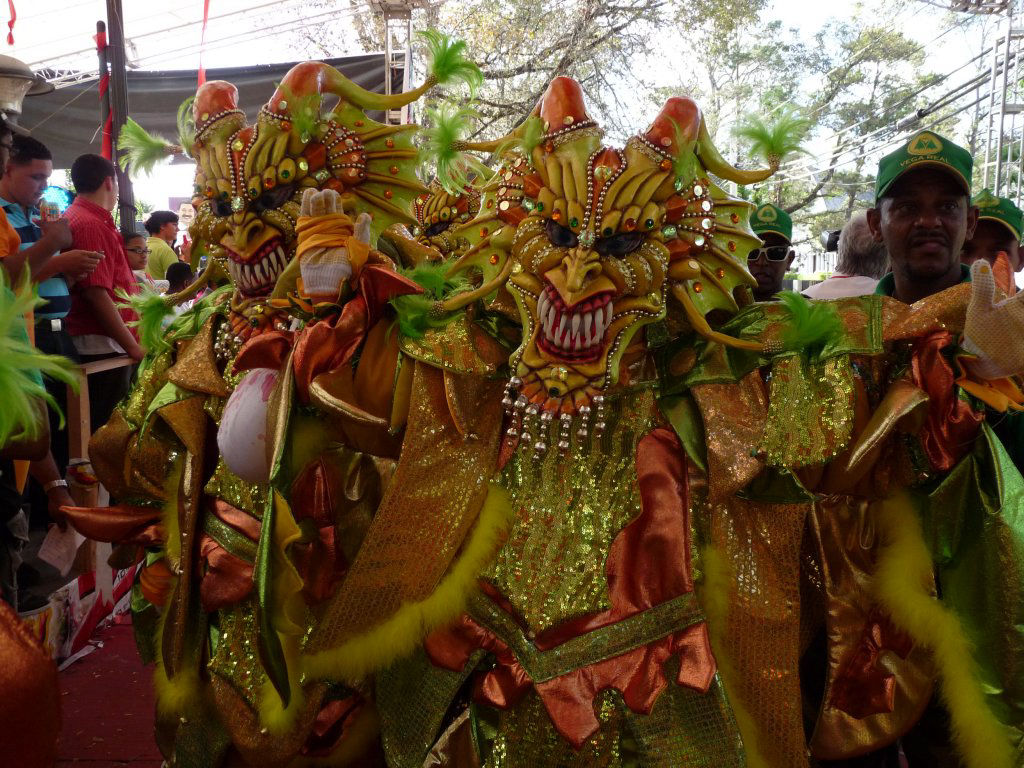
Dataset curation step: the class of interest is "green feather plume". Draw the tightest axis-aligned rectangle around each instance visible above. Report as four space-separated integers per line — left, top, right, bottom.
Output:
165 284 233 344
734 105 810 168
176 96 196 157
494 115 545 161
277 82 322 141
419 105 491 195
0 275 77 442
118 117 176 176
389 262 469 339
117 285 174 353
776 291 843 358
670 119 699 183
418 29 483 96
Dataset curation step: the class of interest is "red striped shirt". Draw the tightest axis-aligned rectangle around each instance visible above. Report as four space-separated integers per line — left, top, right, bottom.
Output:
64 197 139 339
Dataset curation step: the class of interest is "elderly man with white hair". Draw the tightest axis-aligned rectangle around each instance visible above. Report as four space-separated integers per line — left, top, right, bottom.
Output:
803 211 889 299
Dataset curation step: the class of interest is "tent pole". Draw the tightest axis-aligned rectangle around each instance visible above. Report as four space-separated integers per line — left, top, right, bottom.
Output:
104 0 136 229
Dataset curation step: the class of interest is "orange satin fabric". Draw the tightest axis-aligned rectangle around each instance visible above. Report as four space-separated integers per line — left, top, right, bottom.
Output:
807 497 935 760
910 330 984 471
425 427 716 748
139 558 174 607
289 457 347 604
197 499 260 612
234 264 421 404
301 694 367 758
829 608 914 719
62 503 164 545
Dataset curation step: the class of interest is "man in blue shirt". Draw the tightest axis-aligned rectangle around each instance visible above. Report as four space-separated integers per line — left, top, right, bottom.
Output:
0 135 101 530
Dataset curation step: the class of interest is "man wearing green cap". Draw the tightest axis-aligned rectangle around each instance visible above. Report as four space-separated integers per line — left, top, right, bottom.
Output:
868 129 977 304
863 129 1024 766
962 188 1022 279
748 202 796 301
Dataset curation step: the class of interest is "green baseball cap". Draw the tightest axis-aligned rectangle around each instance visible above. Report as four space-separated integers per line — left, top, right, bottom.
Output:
972 188 1023 242
749 203 792 244
874 130 972 201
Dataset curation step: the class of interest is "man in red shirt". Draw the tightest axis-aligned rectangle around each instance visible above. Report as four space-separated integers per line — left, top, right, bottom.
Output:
63 154 143 430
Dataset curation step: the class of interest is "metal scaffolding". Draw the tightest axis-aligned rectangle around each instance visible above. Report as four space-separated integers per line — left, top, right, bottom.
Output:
369 0 425 125
972 0 1024 202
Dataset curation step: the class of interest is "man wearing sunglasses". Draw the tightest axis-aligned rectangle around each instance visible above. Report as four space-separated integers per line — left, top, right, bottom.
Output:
748 202 796 301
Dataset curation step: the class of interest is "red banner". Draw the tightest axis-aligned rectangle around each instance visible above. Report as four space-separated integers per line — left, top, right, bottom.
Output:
198 0 210 85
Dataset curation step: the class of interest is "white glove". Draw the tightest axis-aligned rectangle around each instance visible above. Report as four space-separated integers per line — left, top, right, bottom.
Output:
961 259 1024 379
297 188 371 299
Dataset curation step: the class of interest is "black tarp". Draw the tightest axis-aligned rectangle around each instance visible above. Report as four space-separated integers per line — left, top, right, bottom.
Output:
20 53 391 168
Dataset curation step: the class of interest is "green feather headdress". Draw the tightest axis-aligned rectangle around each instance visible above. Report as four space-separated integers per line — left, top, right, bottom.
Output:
493 115 544 162
0 276 77 442
670 119 700 186
389 262 469 339
275 82 323 141
418 29 484 95
734 105 811 170
117 118 182 176
419 105 491 195
116 285 174 354
176 96 196 158
776 291 843 359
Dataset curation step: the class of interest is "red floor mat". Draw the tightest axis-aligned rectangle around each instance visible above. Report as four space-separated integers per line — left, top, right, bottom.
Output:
57 621 162 767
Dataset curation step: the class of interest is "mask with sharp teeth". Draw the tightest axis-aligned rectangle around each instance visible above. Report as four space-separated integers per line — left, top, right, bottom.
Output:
457 77 775 421
188 62 426 312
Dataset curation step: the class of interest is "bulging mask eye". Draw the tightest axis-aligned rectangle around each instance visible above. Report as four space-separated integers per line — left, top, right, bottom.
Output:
594 231 644 257
254 183 296 213
213 200 232 217
545 218 579 248
425 221 449 237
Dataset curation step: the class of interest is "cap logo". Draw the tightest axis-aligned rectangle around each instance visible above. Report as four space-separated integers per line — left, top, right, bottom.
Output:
908 132 943 156
756 205 777 222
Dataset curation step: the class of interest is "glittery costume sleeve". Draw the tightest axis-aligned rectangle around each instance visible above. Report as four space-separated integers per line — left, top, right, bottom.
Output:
681 284 1024 766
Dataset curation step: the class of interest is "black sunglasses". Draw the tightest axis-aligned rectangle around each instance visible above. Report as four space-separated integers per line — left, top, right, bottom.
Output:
748 246 792 262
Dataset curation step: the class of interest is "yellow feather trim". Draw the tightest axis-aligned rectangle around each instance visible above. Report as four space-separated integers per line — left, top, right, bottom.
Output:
699 545 771 768
257 634 304 735
161 457 184 568
152 604 201 716
301 481 512 683
872 494 1014 768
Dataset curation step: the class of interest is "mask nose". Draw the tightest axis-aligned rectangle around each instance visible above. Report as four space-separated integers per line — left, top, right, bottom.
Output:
562 247 600 293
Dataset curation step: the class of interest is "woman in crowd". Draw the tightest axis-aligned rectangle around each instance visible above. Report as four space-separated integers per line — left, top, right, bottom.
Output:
122 229 167 293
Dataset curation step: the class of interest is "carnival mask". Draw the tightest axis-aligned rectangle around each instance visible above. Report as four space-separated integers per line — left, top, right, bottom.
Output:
411 176 486 258
462 78 772 430
189 63 426 301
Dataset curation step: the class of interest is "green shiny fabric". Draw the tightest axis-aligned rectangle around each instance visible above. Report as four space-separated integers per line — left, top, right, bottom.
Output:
254 492 290 707
657 393 708 475
920 423 1024 752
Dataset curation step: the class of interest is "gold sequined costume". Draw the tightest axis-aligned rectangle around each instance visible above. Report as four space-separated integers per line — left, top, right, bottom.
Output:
71 57 1024 768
